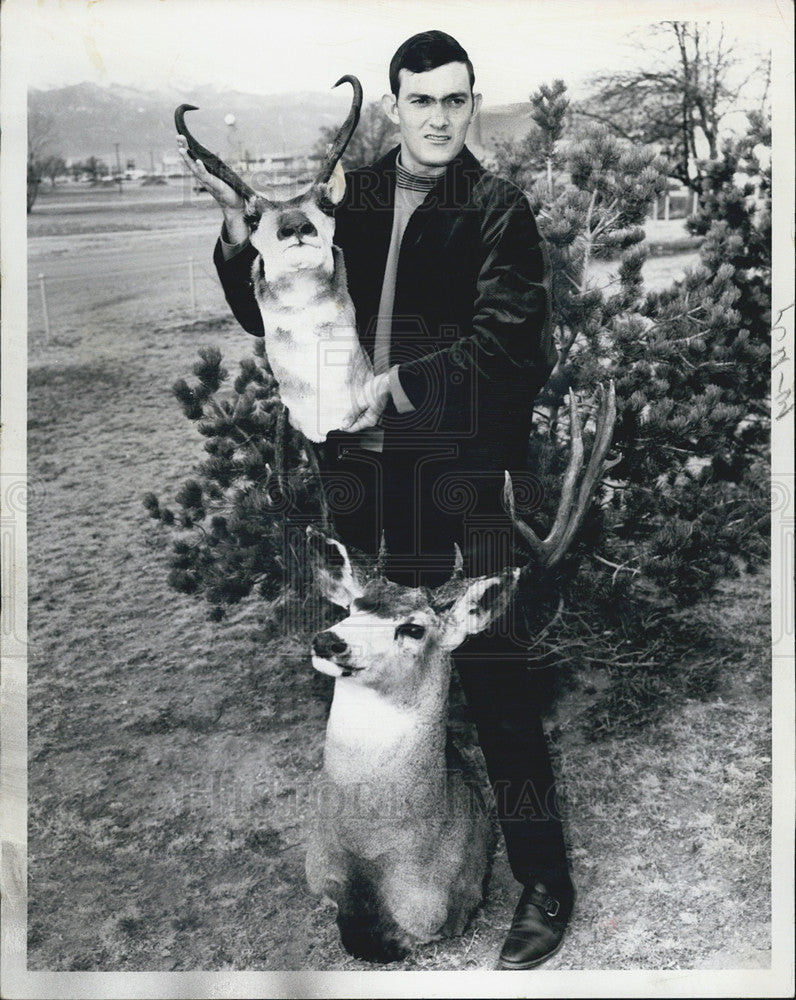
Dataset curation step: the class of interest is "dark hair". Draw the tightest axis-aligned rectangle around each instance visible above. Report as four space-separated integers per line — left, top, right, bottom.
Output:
389 30 475 97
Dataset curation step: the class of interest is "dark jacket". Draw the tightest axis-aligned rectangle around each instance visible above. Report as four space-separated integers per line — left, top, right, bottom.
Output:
214 144 556 474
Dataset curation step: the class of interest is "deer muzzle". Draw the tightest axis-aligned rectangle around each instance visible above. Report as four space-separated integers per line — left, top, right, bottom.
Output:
312 630 349 659
311 630 361 677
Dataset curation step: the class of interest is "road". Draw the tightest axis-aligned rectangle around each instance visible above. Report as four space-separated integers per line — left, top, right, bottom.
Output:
29 224 220 284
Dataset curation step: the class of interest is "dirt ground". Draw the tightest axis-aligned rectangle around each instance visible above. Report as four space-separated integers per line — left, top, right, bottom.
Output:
24 185 771 972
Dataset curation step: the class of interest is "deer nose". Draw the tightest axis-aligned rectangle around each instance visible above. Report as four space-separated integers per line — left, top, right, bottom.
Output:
312 630 349 660
277 210 317 241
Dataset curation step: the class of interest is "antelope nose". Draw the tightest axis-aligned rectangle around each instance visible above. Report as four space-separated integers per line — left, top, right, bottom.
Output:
277 210 317 241
312 630 349 659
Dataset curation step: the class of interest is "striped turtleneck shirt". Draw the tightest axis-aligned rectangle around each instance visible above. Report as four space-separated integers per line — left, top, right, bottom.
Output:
360 155 438 451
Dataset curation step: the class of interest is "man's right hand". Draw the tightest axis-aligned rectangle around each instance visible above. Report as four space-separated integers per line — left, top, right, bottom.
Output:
176 135 250 245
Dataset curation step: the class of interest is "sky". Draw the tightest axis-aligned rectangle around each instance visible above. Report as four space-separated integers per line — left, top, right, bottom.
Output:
13 0 779 106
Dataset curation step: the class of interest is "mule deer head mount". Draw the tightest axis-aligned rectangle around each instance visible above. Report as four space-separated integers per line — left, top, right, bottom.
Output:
304 384 617 961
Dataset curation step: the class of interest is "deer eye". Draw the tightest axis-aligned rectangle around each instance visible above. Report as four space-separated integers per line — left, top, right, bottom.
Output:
395 623 426 641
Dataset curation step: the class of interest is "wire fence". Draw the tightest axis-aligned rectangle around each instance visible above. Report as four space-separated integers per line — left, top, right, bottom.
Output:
27 253 226 344
652 189 700 221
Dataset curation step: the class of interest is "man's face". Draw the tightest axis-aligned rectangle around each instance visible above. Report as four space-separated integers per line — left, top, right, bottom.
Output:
381 61 482 176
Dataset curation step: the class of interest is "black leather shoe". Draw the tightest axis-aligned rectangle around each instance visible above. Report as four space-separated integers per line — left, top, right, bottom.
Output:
497 879 575 970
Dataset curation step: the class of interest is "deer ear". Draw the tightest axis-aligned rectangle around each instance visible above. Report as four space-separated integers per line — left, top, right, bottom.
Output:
440 568 520 651
306 526 363 608
317 160 347 206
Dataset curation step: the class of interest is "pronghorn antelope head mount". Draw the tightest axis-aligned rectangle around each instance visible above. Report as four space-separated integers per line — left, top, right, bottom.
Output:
304 384 617 962
175 77 371 442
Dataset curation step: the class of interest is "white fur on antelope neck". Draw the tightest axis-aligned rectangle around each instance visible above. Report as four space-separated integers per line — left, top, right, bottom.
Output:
253 250 370 442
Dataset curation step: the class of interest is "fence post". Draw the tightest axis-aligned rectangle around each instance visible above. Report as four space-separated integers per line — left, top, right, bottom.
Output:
188 257 197 315
38 273 50 344
663 193 671 221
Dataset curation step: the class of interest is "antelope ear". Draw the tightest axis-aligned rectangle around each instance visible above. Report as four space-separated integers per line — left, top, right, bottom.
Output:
306 526 363 608
244 195 264 222
318 160 346 206
440 568 520 651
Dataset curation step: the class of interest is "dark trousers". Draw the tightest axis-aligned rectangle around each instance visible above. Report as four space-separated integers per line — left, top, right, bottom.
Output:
454 633 569 888
316 436 569 889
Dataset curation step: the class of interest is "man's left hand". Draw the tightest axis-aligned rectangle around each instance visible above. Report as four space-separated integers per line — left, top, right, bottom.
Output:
339 373 391 433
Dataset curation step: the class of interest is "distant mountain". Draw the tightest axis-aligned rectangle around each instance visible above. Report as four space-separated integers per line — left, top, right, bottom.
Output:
27 82 533 170
27 82 363 170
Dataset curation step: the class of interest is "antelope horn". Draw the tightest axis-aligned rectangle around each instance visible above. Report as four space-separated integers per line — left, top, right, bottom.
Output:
174 104 257 202
314 75 363 185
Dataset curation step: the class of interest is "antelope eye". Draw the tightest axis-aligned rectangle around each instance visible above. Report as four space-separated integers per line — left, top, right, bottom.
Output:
395 623 426 641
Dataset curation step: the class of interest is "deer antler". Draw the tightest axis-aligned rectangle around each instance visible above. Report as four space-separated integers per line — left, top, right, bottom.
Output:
504 381 617 569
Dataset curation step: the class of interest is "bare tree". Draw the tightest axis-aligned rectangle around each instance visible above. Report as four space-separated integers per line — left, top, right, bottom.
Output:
27 109 55 213
40 155 67 188
575 22 770 191
83 156 109 182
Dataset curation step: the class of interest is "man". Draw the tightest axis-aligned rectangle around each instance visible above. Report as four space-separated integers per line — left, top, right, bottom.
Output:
178 29 573 969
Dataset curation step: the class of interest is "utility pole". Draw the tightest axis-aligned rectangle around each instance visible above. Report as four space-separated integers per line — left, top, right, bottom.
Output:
224 113 238 166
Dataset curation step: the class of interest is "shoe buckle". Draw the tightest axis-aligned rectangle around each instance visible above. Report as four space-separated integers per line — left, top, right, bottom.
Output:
543 896 560 918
